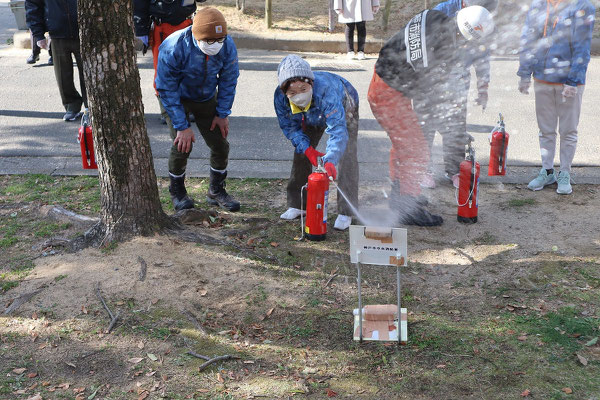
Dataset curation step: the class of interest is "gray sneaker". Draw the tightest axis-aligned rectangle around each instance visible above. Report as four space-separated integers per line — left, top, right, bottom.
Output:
556 171 572 195
527 168 556 191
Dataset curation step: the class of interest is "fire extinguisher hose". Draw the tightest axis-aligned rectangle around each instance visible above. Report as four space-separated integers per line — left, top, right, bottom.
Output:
299 184 308 241
455 176 476 208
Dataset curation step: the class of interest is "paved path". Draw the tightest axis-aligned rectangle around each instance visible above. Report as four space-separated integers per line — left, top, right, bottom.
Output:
1 43 600 183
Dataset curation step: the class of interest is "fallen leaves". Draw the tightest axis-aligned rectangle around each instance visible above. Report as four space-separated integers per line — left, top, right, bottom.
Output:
26 394 42 400
137 341 145 349
128 357 144 364
27 372 38 378
520 389 531 397
562 387 573 394
585 337 598 346
576 353 588 366
147 353 158 361
12 368 26 374
326 388 337 397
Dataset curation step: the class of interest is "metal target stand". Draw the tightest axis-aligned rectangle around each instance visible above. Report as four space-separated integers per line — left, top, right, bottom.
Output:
350 226 408 344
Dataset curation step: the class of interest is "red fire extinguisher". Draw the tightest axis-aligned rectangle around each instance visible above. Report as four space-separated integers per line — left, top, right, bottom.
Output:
77 110 98 169
488 113 509 176
301 158 329 241
457 142 480 224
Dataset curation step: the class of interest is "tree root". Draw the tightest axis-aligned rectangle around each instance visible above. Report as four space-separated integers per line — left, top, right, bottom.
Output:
95 282 120 333
187 351 240 372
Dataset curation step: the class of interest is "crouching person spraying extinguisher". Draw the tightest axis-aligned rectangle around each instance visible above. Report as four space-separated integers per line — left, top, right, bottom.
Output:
156 8 241 212
274 55 359 231
367 6 494 226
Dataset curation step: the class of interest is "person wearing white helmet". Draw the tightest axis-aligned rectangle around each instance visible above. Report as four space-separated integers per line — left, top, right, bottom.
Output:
367 6 494 227
430 0 497 188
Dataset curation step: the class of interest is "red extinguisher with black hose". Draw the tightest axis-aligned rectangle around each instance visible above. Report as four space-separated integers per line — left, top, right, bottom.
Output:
301 158 329 241
77 109 97 169
488 113 509 176
457 141 480 224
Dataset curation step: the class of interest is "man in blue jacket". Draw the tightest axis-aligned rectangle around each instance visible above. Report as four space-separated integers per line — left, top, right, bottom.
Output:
156 7 241 212
25 0 86 121
518 0 595 195
274 55 359 231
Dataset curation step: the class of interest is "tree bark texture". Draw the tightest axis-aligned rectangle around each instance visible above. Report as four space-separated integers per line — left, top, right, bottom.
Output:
78 0 171 244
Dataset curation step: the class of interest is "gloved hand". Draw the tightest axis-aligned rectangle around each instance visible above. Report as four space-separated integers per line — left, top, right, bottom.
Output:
137 35 148 47
304 146 325 167
562 84 577 99
36 39 48 50
324 162 337 180
335 8 342 15
372 5 380 13
518 78 531 95
137 35 149 55
475 82 488 110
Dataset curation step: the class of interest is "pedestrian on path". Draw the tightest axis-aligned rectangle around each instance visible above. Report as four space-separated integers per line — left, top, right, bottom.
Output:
133 0 203 124
334 0 380 60
156 7 241 212
26 29 52 65
274 54 359 231
367 7 494 226
25 0 87 121
518 0 595 195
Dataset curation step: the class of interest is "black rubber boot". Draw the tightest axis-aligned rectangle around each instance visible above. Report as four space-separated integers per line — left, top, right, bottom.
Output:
390 192 443 227
207 169 240 212
399 206 444 227
169 174 195 211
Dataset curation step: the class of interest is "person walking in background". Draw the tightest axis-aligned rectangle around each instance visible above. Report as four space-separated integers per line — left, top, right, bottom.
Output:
518 0 595 195
26 29 52 65
156 7 241 212
367 6 494 226
274 55 359 231
25 0 87 121
133 0 203 124
334 0 380 60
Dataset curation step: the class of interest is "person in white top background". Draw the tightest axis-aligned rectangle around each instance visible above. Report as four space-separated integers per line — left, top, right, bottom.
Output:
334 0 380 60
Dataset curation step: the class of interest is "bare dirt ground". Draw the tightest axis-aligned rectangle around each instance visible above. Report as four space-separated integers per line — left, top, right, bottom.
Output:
1 175 599 399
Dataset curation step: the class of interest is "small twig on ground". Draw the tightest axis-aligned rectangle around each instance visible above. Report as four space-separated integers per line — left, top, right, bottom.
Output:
3 286 46 315
198 354 240 372
323 269 339 288
187 351 211 361
95 282 120 333
138 256 147 281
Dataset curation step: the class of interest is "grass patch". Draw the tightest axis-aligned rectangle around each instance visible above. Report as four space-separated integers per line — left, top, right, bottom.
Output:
507 198 536 207
0 257 35 293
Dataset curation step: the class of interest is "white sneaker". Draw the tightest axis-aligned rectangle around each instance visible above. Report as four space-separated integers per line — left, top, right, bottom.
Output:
356 51 366 60
334 214 352 230
346 51 355 60
280 207 305 220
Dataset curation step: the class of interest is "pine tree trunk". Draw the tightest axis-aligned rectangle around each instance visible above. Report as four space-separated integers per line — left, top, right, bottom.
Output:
77 0 172 246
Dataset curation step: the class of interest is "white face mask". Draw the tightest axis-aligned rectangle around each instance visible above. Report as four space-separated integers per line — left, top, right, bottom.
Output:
288 89 312 108
198 40 223 56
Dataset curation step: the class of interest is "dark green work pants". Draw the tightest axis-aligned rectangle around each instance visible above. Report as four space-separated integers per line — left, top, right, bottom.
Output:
51 38 87 112
161 96 229 175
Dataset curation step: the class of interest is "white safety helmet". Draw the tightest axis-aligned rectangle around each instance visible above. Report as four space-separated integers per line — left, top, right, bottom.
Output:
456 5 495 41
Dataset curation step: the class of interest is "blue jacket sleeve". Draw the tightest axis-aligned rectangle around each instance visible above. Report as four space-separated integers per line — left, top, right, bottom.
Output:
155 43 189 131
566 3 595 86
216 41 240 119
432 0 461 17
273 89 310 154
133 0 151 37
321 96 348 166
25 0 47 42
517 2 541 80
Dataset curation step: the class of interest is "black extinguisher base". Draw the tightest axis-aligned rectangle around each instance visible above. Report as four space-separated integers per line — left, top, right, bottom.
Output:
457 215 478 224
305 233 326 241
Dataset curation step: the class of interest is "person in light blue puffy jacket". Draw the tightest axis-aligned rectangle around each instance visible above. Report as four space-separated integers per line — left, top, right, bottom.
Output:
274 55 359 231
156 8 241 212
517 0 595 195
